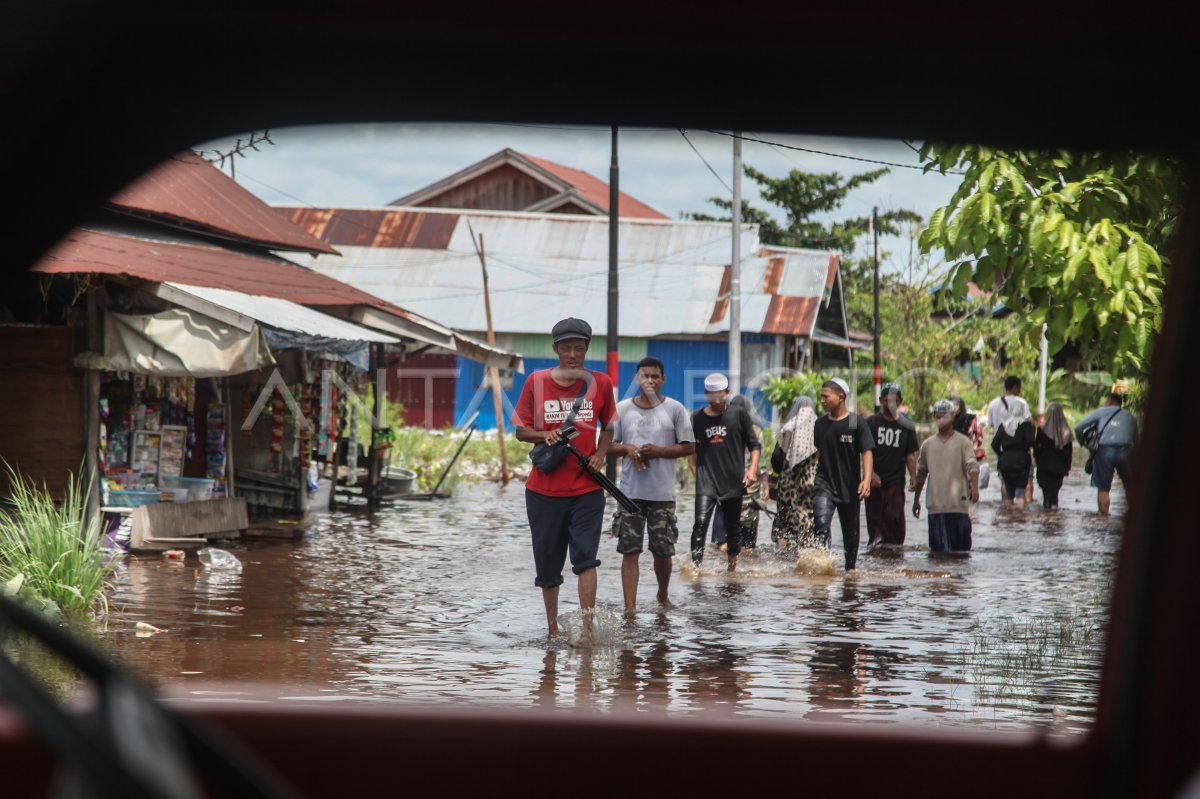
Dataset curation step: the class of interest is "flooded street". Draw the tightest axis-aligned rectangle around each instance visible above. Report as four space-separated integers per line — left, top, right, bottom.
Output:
98 470 1121 733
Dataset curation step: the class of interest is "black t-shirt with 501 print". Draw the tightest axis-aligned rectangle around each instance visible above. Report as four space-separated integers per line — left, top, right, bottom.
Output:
813 413 876 504
692 405 762 500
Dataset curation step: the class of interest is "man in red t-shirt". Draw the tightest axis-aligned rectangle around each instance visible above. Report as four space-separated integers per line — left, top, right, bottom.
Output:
511 317 617 639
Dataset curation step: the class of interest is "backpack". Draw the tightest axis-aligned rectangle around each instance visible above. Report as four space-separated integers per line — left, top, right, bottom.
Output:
1081 409 1119 474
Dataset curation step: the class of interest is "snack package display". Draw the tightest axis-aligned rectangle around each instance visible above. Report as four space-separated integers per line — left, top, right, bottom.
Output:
206 404 227 498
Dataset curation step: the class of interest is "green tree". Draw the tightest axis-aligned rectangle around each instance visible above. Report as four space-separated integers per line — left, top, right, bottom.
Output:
917 146 1186 374
851 251 1035 418
686 165 921 251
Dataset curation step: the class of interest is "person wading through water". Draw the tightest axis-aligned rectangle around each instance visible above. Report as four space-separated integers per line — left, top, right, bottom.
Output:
512 318 617 640
770 395 820 550
812 378 875 571
991 397 1036 510
688 373 761 573
1075 391 1137 515
608 357 695 615
987 375 1033 504
865 383 918 547
1035 402 1073 510
913 399 980 552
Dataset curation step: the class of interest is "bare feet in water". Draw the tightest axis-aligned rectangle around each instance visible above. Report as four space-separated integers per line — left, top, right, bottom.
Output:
727 555 738 573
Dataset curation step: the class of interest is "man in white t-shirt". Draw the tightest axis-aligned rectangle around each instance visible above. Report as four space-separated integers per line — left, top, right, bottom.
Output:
986 375 1025 432
608 357 695 614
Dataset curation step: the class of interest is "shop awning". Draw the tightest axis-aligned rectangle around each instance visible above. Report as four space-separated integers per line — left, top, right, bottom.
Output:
159 283 399 343
74 307 275 377
352 306 524 373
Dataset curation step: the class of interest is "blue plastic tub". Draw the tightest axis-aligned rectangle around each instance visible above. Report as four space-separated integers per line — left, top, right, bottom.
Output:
108 490 161 508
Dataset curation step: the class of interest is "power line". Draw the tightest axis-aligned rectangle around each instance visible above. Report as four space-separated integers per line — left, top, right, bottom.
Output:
679 129 732 194
703 129 965 175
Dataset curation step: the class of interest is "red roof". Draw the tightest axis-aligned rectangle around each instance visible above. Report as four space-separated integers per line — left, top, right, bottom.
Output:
32 228 414 321
107 151 339 256
519 152 669 220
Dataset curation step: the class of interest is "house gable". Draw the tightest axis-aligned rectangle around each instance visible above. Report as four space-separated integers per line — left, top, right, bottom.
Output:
389 148 667 219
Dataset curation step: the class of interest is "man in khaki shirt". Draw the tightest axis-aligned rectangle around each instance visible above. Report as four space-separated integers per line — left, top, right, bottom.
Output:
912 399 980 552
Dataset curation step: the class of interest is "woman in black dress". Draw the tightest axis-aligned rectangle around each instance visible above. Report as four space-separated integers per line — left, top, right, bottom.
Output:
991 397 1035 509
1034 402 1073 509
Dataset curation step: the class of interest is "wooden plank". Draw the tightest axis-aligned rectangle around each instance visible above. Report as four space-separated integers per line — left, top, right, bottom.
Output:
130 497 248 551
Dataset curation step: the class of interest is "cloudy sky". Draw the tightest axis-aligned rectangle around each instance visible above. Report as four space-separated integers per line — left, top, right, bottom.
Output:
196 123 964 275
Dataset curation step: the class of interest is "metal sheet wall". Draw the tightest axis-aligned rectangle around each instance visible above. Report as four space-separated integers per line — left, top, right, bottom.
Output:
450 334 779 431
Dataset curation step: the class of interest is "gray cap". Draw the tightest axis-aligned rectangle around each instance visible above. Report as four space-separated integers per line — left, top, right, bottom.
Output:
552 317 592 344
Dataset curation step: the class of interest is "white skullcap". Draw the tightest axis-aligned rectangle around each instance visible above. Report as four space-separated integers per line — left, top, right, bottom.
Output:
704 373 729 392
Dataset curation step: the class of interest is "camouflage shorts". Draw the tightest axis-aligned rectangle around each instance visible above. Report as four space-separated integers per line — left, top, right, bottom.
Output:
613 500 679 557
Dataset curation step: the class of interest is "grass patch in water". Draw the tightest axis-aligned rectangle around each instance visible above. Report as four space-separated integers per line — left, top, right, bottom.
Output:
0 462 116 617
387 427 527 493
960 606 1107 709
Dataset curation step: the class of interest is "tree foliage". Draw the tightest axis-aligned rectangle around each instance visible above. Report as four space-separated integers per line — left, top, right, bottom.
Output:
686 165 921 252
917 146 1186 374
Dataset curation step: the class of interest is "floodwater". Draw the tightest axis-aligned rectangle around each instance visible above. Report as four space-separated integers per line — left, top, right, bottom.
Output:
95 469 1121 733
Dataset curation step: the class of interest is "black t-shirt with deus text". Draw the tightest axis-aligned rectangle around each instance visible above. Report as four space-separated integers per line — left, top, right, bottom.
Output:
692 405 762 500
813 413 876 504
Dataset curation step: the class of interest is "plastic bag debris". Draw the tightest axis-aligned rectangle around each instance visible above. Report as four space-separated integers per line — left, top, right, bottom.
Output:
197 547 242 572
135 621 166 637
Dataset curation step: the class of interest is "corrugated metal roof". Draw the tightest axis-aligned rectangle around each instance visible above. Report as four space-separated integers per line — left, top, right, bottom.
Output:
285 208 459 249
32 227 522 370
107 151 338 256
285 206 840 339
35 228 392 309
163 284 398 343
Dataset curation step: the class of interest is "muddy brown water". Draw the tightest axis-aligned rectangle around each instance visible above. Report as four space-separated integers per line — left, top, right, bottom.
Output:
94 469 1121 732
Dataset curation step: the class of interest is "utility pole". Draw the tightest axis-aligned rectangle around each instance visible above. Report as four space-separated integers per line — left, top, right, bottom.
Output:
872 207 881 413
470 229 509 484
607 126 620 480
729 131 742 395
1038 323 1048 425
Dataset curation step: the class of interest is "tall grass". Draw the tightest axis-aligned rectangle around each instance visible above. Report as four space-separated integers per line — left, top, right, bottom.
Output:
0 462 115 616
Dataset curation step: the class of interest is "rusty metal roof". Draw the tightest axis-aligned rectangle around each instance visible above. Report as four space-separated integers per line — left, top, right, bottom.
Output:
106 151 339 256
284 208 459 249
36 228 383 308
707 247 839 337
284 205 842 339
33 227 522 369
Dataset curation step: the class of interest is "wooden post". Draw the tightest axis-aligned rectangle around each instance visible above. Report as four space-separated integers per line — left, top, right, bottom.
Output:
471 228 509 485
223 381 236 499
366 342 383 510
84 284 104 528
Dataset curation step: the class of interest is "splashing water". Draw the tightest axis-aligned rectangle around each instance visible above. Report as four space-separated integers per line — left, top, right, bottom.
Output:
793 547 840 576
556 604 629 649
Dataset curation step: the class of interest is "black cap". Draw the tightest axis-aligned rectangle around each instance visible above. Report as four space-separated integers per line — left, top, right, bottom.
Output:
552 317 592 344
